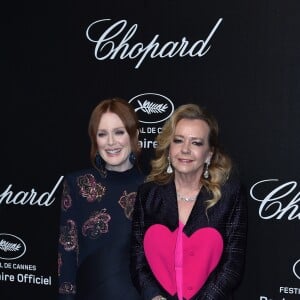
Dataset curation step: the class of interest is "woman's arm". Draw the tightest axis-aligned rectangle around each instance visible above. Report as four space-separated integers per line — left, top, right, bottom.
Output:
130 185 167 300
58 178 78 300
196 183 248 300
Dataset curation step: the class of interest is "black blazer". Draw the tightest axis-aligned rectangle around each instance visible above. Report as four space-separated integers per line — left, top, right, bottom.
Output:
130 176 247 300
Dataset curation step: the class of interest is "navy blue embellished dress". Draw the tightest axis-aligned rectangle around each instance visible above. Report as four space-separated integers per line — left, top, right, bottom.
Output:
58 166 144 300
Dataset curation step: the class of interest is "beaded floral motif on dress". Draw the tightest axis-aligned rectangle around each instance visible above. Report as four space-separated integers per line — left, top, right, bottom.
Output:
61 181 72 211
59 219 78 252
118 191 137 220
59 282 76 295
82 208 111 239
77 174 106 202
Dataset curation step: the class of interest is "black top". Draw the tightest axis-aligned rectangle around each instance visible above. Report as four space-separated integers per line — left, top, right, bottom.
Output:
58 166 144 300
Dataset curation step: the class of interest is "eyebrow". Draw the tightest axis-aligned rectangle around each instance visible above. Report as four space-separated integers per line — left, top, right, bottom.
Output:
97 127 126 131
174 134 204 140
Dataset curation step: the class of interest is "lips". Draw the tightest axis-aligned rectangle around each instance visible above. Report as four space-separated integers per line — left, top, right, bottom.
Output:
105 148 122 155
178 158 193 163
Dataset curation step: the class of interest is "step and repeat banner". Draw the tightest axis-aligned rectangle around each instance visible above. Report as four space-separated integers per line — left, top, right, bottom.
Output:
1 1 299 299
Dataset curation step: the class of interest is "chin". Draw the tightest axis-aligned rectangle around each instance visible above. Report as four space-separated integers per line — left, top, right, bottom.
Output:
107 159 123 166
175 167 197 174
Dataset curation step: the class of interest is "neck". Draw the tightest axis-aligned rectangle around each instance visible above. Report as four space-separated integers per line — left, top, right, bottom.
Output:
175 173 202 202
175 178 201 195
105 162 133 172
174 170 202 189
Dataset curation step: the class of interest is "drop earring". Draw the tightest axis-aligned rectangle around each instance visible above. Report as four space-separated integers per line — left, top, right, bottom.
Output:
203 161 210 179
167 156 173 174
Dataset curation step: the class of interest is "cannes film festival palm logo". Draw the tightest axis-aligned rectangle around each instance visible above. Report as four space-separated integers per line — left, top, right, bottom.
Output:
129 93 174 124
0 233 26 260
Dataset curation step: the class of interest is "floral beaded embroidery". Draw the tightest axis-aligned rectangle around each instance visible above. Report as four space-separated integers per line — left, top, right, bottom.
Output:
82 209 111 239
118 191 137 220
59 219 78 252
77 174 106 202
61 181 72 211
59 282 76 295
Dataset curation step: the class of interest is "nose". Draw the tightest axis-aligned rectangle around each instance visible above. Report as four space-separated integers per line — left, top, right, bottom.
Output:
181 140 191 154
107 133 115 145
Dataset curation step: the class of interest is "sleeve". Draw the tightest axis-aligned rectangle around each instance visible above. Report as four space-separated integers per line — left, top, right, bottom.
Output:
58 177 79 300
196 183 248 300
130 185 168 300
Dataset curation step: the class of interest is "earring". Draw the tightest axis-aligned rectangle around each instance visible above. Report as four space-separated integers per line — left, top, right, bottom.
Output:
203 161 210 179
95 151 107 178
167 156 173 174
129 152 136 165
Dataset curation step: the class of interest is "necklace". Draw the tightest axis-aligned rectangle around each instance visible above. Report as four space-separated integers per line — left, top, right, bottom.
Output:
177 193 197 202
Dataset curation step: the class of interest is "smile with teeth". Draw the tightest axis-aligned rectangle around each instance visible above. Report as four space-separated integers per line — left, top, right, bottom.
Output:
106 148 122 154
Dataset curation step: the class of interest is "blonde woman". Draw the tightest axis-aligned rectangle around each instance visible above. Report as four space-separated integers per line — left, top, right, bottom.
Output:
131 104 247 300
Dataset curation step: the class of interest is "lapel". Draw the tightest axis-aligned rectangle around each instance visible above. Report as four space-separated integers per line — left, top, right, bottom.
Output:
158 180 211 235
184 187 211 236
160 180 179 231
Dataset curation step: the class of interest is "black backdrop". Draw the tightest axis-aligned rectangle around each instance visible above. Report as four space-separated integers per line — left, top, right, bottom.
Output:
1 1 300 299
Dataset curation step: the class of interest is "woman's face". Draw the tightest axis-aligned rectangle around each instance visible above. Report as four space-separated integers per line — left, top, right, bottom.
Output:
169 118 212 178
96 112 132 172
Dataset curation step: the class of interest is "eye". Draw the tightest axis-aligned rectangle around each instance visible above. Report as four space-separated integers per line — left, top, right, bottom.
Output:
192 141 204 146
97 132 106 137
115 130 125 135
173 138 183 144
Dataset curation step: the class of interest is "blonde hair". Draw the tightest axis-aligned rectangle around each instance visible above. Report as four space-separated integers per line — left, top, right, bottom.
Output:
147 103 232 209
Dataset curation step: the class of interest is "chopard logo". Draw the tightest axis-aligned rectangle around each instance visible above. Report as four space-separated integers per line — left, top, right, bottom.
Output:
0 176 64 207
250 179 300 220
86 18 223 69
0 233 26 260
129 93 174 124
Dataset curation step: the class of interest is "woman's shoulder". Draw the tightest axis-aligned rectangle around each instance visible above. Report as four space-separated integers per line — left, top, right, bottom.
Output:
63 167 97 182
64 166 145 187
224 173 241 187
137 180 169 194
222 173 246 200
